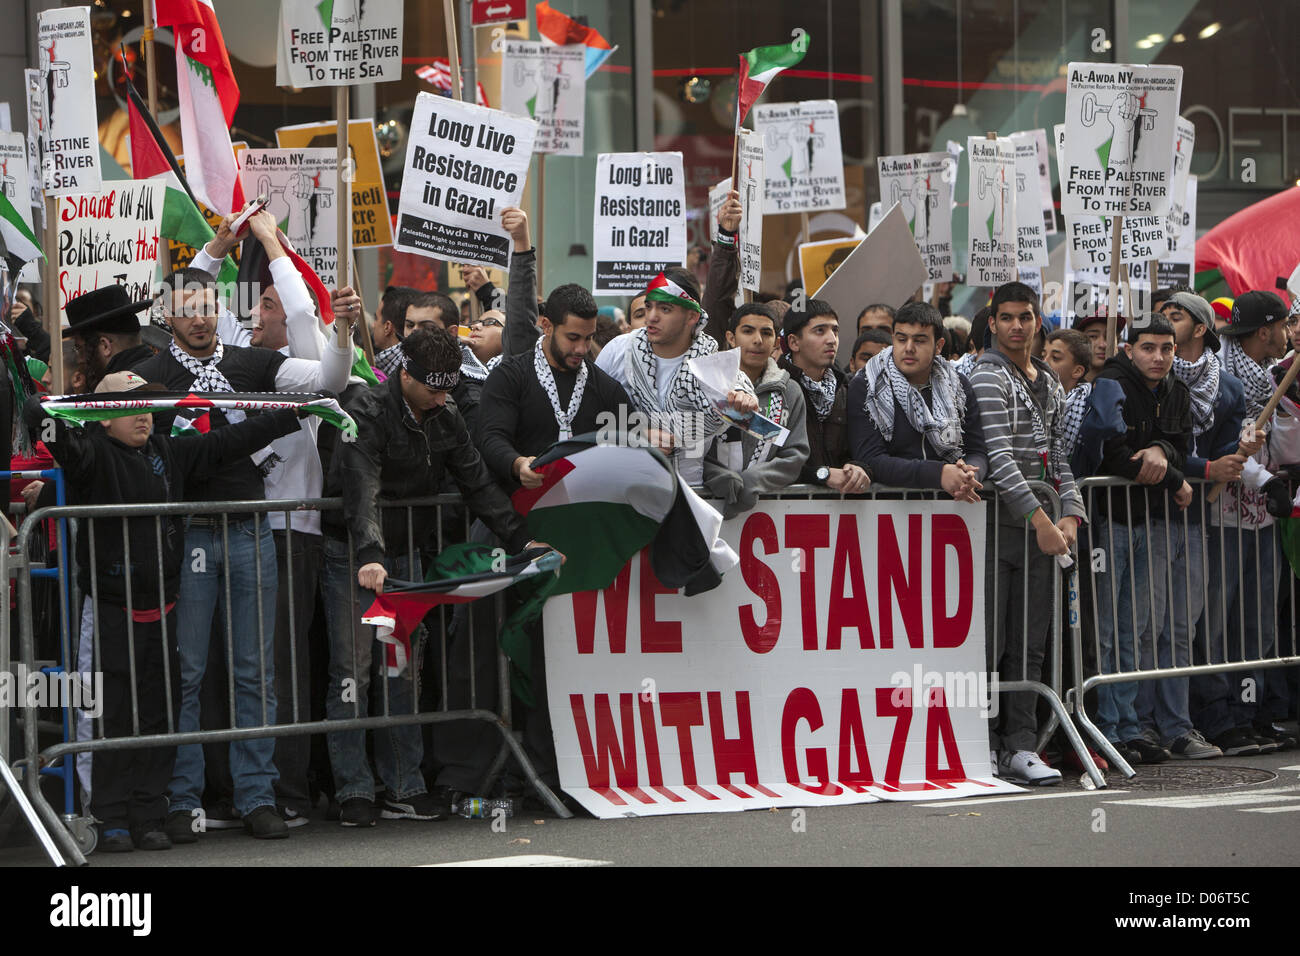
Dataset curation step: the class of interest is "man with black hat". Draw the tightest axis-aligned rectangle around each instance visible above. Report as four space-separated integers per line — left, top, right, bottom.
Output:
1190 289 1298 754
318 327 545 827
779 299 871 493
61 286 156 390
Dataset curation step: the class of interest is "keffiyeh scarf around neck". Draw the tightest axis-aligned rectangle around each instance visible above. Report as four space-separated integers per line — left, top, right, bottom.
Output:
1056 381 1091 463
1172 349 1220 436
799 369 838 422
1220 335 1274 420
170 337 245 424
623 326 742 445
862 346 966 462
533 337 587 442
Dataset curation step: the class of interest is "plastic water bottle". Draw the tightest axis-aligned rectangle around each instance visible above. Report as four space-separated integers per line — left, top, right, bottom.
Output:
453 797 515 819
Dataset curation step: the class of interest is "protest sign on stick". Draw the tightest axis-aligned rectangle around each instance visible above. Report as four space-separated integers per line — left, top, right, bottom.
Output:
876 151 954 282
277 119 395 249
37 6 100 197
753 100 845 216
277 0 404 87
1010 133 1047 268
592 152 686 295
58 180 164 318
501 41 585 156
965 135 1017 287
737 130 764 294
395 95 537 270
241 148 340 288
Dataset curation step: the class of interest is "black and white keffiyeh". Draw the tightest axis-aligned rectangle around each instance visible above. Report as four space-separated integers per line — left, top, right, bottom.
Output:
534 337 587 441
862 346 966 462
170 337 244 424
747 388 785 468
1221 335 1274 419
459 343 489 382
799 369 839 422
1173 349 1221 436
623 326 749 445
1056 381 1091 463
374 343 403 377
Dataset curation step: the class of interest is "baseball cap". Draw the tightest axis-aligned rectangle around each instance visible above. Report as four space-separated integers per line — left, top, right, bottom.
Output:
1164 291 1220 352
1073 313 1127 334
1210 297 1234 321
1218 290 1288 337
94 371 149 394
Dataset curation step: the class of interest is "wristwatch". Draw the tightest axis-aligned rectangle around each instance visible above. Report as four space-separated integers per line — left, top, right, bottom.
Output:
815 465 831 485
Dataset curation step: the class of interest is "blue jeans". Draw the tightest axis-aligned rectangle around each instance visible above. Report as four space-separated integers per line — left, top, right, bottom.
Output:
1092 517 1151 745
167 519 279 817
320 537 427 803
1136 517 1195 744
1190 524 1279 737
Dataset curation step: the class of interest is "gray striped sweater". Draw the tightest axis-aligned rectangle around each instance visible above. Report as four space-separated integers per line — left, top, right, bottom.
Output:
969 348 1087 524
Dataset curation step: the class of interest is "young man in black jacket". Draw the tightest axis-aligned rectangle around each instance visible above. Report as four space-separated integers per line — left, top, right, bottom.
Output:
1083 313 1193 765
25 371 304 851
319 328 545 827
848 301 986 498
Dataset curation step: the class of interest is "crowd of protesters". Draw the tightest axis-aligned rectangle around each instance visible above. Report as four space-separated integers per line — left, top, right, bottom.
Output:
3 187 1298 853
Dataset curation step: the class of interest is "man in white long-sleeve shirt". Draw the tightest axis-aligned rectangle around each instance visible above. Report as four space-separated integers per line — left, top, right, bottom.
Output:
140 208 356 841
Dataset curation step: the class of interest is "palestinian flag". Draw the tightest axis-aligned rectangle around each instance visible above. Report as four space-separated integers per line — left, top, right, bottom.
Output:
535 1 616 79
37 390 357 440
363 545 562 680
169 410 210 436
736 35 811 131
124 78 237 285
644 272 702 313
156 0 246 215
0 188 42 281
511 436 739 596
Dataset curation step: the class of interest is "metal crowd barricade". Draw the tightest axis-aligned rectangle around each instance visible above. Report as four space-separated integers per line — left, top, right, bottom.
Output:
766 480 1105 789
10 493 570 867
1070 476 1300 777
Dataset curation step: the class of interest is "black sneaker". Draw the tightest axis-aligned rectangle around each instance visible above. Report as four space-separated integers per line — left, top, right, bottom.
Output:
242 805 290 839
132 828 172 851
1210 726 1261 757
1125 737 1171 764
277 806 310 829
1254 722 1298 751
99 828 134 853
203 800 242 830
1250 733 1279 755
339 797 377 828
381 791 449 821
164 809 199 844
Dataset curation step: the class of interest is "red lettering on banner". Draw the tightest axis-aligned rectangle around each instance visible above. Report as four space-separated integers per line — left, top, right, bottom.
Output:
739 512 782 653
639 554 682 653
707 691 780 797
826 514 875 650
878 514 924 649
924 688 968 782
569 693 653 805
785 513 830 649
837 688 875 786
781 687 841 795
931 513 973 648
658 691 717 799
638 694 686 802
875 686 913 785
572 564 631 654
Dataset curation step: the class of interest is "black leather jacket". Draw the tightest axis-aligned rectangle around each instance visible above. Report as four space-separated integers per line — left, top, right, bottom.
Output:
322 375 529 565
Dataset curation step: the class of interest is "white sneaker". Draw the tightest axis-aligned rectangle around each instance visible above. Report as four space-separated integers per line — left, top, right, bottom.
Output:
999 750 1062 786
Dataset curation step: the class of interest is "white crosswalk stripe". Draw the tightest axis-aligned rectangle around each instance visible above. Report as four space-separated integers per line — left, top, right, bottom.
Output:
1106 785 1300 811
421 854 612 867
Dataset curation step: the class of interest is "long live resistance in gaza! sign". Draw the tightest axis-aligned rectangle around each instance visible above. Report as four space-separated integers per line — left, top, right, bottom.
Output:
545 499 1021 817
395 94 537 270
592 152 686 295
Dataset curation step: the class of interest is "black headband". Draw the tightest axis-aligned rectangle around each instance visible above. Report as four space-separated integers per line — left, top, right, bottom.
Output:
399 348 459 391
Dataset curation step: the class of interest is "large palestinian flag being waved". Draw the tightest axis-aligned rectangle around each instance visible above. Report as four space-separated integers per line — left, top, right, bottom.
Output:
511 436 739 596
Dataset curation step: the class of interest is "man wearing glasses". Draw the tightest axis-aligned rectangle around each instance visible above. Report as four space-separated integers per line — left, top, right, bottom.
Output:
466 310 504 371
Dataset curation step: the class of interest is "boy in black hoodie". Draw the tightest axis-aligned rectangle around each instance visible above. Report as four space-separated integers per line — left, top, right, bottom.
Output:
25 371 304 852
1085 314 1193 766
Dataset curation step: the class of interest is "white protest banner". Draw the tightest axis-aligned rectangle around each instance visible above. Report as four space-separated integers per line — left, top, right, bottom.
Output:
58 181 163 321
737 129 764 293
1061 62 1183 217
1027 128 1057 235
500 41 585 156
1011 133 1048 268
0 133 40 282
966 136 1017 287
753 100 845 215
876 151 955 283
396 94 537 270
24 70 45 214
1165 116 1195 258
707 177 732 239
1127 176 1197 291
817 203 927 366
277 0 403 87
545 498 1020 818
240 148 339 288
592 151 686 295
37 6 100 197
0 104 8 132
276 119 395 248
